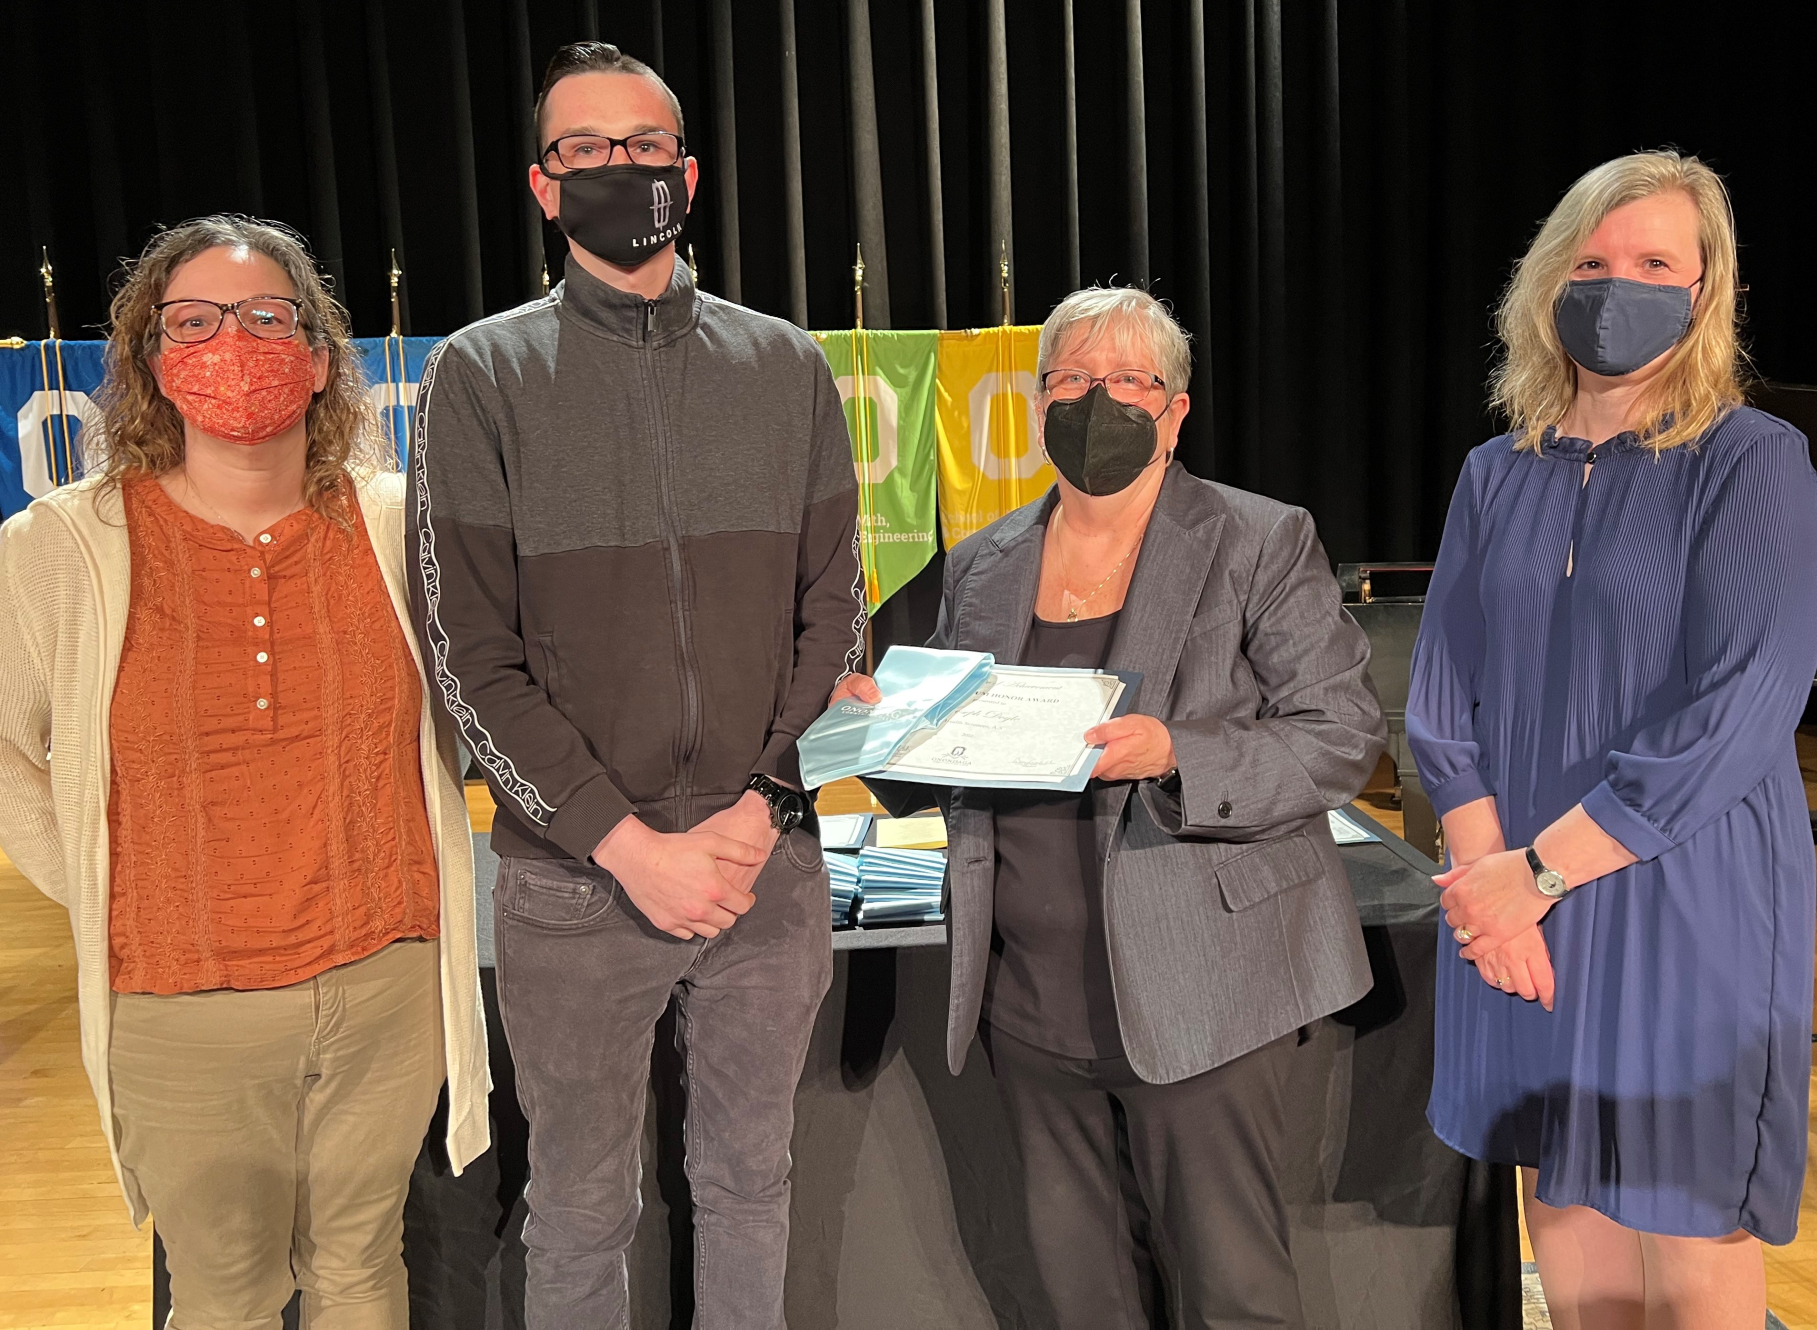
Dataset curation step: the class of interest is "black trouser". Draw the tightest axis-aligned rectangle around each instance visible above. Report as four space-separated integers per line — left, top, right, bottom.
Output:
983 1024 1305 1330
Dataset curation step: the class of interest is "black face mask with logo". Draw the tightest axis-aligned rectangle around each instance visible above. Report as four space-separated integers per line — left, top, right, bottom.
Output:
554 162 689 268
1042 385 1167 496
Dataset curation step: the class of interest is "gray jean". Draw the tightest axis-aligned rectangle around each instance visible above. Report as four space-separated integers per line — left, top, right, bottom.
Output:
493 830 833 1330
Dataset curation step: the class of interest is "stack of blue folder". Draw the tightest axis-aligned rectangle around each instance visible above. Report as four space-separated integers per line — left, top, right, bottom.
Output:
826 852 860 927
852 847 946 925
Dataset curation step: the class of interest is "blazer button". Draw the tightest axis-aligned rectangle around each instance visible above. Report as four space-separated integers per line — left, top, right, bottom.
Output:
1218 800 1233 819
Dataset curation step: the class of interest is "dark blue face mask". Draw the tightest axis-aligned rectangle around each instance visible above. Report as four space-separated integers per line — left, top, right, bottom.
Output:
1553 276 1699 378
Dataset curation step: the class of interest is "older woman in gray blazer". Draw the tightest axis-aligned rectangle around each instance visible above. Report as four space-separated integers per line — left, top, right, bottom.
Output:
839 286 1385 1328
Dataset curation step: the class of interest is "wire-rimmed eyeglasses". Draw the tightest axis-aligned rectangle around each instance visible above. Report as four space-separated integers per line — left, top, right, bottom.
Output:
1040 368 1167 405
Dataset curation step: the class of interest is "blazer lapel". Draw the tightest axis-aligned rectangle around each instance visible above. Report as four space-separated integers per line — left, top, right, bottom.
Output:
1095 465 1227 843
951 490 1054 666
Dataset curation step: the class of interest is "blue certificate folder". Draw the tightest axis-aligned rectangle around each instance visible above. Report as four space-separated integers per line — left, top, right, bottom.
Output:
797 647 996 790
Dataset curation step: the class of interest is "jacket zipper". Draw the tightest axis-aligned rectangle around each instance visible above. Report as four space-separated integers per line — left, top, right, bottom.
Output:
643 298 705 827
1564 447 1598 579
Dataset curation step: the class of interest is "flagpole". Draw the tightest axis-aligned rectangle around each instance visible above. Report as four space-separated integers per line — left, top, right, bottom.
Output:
1000 241 1012 327
384 251 404 466
41 250 73 486
852 244 877 670
998 244 1015 521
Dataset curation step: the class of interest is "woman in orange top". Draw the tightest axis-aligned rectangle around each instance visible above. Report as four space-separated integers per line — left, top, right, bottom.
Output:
0 216 488 1328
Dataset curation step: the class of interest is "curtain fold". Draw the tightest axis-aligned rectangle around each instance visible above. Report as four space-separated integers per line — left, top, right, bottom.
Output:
777 0 809 326
844 0 889 328
918 0 948 330
364 1 412 333
6 0 1815 567
443 0 487 323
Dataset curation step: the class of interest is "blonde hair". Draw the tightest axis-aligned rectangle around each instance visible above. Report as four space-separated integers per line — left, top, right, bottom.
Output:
1492 150 1745 454
90 215 386 521
1037 285 1193 398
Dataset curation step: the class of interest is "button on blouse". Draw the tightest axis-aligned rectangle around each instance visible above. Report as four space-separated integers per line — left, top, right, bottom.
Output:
107 473 442 995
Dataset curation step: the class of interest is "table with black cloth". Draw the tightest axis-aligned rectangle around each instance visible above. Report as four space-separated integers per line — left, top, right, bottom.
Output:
150 812 1520 1329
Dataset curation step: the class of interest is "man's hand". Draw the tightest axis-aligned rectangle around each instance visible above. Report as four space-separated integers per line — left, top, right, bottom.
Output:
1435 848 1553 960
591 816 765 940
1084 715 1177 782
693 790 780 896
1473 924 1556 1010
828 673 882 707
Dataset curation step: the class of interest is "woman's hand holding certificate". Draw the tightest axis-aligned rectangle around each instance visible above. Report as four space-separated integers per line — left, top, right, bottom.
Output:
1082 714 1177 781
803 647 1139 792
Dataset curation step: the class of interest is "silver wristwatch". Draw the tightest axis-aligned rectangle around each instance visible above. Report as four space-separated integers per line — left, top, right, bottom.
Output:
1525 846 1570 898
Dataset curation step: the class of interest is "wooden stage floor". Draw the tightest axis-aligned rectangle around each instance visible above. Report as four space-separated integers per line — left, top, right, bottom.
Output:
5 764 1817 1328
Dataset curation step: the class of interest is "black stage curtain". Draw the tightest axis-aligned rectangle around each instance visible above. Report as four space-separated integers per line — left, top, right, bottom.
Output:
3 0 1813 561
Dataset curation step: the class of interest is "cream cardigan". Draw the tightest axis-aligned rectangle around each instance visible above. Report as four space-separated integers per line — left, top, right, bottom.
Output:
0 471 489 1224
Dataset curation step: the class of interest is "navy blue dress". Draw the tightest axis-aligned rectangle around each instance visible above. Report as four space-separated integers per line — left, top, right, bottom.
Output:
1408 408 1817 1243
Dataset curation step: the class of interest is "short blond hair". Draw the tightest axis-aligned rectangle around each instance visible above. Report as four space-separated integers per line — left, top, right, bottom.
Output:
1037 286 1192 397
1493 150 1745 454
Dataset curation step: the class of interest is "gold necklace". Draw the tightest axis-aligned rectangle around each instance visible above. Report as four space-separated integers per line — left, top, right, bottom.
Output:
181 470 251 544
1061 543 1138 621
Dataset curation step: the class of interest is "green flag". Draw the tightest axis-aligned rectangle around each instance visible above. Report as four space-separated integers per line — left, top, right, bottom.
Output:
814 329 940 610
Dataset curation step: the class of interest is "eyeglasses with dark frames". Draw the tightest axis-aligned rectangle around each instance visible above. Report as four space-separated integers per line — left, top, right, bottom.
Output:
540 132 686 174
152 297 305 345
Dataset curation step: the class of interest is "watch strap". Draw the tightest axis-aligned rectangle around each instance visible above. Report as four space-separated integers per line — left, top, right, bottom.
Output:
1525 845 1569 897
747 773 806 831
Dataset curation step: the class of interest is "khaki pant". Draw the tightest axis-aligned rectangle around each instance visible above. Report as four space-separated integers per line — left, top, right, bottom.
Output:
110 938 445 1330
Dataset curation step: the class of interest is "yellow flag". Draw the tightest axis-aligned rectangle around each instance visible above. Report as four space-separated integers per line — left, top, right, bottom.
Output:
934 326 1055 549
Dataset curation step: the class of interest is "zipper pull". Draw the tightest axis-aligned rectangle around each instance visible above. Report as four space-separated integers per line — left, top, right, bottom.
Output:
643 300 655 344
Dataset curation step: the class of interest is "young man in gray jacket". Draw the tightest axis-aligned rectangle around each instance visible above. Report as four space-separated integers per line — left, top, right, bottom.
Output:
407 42 862 1329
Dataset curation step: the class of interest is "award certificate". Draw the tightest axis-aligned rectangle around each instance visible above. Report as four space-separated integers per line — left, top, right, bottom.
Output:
875 666 1129 790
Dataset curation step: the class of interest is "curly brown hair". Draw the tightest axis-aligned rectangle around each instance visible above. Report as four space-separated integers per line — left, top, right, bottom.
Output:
90 215 386 521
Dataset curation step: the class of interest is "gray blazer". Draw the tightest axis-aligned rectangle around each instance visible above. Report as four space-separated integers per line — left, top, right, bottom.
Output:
889 464 1386 1085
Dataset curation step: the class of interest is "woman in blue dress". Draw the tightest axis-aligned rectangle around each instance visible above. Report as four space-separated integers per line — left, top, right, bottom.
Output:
1409 149 1817 1329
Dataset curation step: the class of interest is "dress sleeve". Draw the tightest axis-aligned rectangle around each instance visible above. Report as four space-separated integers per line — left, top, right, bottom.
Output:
1580 428 1817 861
1406 450 1497 817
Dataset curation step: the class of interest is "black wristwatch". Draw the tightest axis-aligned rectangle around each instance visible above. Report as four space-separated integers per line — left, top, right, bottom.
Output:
1525 845 1571 899
747 773 808 834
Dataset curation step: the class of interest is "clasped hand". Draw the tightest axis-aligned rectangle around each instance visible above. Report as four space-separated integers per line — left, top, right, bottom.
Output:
828 674 1177 782
1436 849 1556 1010
593 789 777 941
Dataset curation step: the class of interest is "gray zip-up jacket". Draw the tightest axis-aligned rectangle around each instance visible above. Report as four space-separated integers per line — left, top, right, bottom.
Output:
408 254 863 862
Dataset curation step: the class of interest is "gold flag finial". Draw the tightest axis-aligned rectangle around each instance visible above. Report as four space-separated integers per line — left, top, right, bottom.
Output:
40 248 61 341
999 241 1011 327
388 250 403 338
687 244 700 287
853 243 866 331
540 261 550 296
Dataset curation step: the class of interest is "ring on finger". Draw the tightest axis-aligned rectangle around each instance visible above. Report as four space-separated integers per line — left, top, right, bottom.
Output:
1498 975 1513 989
1454 926 1474 944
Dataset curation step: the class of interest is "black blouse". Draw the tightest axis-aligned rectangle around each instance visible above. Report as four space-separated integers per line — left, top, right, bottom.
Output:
982 611 1124 1060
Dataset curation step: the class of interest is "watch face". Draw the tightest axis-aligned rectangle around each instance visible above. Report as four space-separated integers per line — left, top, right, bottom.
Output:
1537 870 1569 898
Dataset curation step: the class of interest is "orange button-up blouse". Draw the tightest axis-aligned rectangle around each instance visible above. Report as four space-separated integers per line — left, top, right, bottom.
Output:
107 474 441 995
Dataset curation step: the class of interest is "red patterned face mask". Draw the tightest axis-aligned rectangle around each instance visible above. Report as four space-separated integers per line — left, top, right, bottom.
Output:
159 327 318 445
